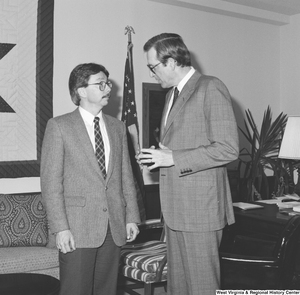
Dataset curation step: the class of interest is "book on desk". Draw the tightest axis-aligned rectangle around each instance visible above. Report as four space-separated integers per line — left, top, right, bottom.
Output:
256 194 300 209
233 194 300 213
233 202 264 210
255 194 300 216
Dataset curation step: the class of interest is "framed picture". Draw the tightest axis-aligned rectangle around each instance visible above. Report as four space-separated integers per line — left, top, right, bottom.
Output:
142 83 170 148
0 0 54 178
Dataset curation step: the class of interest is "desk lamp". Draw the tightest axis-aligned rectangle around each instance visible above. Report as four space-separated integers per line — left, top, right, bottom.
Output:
278 116 300 195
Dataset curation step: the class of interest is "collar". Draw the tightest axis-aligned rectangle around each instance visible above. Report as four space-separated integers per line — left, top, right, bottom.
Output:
79 106 103 125
176 67 196 92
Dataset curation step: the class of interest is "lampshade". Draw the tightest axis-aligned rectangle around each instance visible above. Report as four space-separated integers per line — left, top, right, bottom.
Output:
278 116 300 160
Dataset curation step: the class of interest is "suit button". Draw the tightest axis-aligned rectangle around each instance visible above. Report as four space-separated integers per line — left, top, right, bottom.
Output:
103 208 107 212
105 186 108 190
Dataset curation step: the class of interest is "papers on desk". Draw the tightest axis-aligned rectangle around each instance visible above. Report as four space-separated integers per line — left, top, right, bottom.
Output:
256 194 300 209
278 202 300 209
276 194 300 209
293 206 300 212
233 194 300 212
261 194 300 215
278 207 300 217
256 199 280 204
276 194 300 201
233 202 264 210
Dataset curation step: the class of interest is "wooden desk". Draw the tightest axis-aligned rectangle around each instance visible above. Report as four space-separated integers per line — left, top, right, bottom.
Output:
232 203 292 239
221 203 300 286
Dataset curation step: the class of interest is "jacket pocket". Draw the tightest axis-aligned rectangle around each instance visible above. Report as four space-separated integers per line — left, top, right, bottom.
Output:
65 196 86 207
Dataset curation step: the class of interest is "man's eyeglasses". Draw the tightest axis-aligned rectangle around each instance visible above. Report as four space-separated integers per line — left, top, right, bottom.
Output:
87 81 112 91
147 62 161 74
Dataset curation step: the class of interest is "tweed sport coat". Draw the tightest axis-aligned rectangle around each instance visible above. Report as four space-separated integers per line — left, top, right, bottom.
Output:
159 71 239 233
40 108 140 248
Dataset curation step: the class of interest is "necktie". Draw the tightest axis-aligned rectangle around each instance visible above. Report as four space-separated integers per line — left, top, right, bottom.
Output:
94 117 106 179
171 87 179 110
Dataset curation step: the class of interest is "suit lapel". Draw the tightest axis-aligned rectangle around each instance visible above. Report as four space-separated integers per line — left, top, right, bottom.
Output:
160 89 172 141
102 114 116 182
161 71 202 142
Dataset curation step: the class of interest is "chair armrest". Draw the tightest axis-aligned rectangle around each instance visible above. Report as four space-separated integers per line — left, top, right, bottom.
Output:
127 219 164 244
220 252 278 267
220 252 282 289
138 219 163 231
155 253 167 282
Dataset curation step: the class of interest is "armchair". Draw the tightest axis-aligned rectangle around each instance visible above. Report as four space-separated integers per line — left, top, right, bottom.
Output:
118 219 167 295
220 215 300 289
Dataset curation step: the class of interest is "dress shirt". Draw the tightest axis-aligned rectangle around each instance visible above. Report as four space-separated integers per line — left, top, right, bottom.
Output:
79 106 110 171
164 67 196 126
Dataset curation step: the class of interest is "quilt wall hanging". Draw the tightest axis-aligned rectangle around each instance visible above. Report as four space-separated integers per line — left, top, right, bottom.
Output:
0 0 54 178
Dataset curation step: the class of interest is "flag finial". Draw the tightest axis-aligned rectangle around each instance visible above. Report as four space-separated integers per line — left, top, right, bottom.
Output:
124 26 135 43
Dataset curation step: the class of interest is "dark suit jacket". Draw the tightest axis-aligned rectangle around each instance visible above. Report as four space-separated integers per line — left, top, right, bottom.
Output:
40 108 140 247
160 71 239 232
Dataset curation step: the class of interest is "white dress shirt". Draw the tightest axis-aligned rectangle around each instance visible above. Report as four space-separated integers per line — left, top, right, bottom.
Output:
79 106 110 171
164 67 196 126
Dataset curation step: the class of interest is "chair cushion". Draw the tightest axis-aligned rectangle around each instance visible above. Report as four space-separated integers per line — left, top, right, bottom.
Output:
120 240 167 283
120 240 167 273
0 193 48 247
121 265 167 283
0 246 59 274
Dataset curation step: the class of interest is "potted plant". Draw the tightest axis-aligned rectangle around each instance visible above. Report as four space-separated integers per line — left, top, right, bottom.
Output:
238 106 288 201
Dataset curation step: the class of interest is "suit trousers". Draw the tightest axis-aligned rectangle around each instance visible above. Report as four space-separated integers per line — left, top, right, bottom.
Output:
59 225 120 295
166 225 223 295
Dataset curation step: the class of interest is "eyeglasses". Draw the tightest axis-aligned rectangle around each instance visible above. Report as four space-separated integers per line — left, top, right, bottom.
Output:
87 80 112 91
147 62 161 74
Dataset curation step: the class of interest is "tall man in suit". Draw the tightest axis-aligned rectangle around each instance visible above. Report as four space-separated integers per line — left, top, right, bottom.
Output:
41 63 141 295
137 33 239 295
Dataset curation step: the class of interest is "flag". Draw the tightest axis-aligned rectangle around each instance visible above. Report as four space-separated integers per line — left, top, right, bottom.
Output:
122 41 146 221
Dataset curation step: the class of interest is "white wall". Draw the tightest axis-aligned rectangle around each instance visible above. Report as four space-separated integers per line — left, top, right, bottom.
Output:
280 14 300 115
1 0 296 192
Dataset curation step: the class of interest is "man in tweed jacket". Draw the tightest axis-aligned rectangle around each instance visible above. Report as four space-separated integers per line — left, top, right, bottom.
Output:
138 33 239 295
41 63 140 295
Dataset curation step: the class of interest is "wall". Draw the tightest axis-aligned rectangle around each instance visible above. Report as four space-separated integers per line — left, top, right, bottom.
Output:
280 14 300 115
1 0 295 192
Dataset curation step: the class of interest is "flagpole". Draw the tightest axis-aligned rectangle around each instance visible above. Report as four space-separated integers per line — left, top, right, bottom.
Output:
122 26 146 221
125 26 135 71
124 25 135 44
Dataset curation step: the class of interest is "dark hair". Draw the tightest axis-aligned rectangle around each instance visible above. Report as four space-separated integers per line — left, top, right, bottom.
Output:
143 33 191 67
69 63 109 106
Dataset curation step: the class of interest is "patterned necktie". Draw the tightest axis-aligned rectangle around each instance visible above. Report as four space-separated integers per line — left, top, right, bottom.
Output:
171 87 179 110
94 117 106 179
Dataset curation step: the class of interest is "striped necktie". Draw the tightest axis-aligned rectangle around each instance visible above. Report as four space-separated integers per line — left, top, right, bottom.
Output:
94 117 106 179
171 87 179 109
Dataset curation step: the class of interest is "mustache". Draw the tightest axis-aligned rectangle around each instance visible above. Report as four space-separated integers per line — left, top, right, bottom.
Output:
103 93 111 98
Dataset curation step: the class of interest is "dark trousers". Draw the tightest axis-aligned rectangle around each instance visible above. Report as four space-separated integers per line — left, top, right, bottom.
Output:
59 227 120 295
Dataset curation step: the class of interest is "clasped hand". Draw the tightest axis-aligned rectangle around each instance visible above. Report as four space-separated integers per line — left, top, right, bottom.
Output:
136 142 174 171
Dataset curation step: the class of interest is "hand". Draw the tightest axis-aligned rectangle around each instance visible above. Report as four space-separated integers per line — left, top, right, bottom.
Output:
56 230 76 254
135 146 155 168
136 143 174 171
126 223 139 242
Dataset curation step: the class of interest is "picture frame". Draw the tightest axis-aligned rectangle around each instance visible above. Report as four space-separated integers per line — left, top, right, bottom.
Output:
142 83 170 148
0 0 54 178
